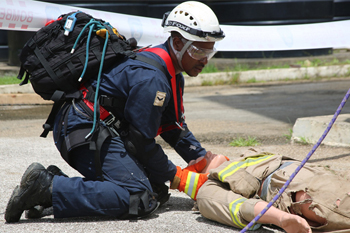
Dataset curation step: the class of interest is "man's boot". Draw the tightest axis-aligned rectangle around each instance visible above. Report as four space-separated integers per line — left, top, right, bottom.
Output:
46 165 68 177
25 165 68 219
5 162 54 223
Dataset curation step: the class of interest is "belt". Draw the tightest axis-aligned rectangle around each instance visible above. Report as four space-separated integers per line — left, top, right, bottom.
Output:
260 161 294 201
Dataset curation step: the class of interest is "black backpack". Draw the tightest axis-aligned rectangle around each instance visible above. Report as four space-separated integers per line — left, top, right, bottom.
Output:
17 11 137 100
16 11 144 139
16 11 173 181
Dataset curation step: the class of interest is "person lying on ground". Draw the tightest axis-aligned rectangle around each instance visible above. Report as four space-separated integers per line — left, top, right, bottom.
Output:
193 149 350 233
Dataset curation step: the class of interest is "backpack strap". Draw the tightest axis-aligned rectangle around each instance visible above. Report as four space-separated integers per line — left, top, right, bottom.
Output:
40 90 83 138
33 43 66 90
135 48 185 135
135 54 168 78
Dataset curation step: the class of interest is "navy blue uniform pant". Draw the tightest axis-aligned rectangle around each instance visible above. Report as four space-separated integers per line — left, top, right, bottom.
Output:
52 136 153 218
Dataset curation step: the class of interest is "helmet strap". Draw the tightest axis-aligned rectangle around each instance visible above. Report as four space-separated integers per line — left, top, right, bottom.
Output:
170 37 192 70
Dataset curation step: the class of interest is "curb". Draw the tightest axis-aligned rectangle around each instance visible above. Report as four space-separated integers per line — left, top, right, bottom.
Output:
0 93 48 105
0 83 34 94
292 114 350 147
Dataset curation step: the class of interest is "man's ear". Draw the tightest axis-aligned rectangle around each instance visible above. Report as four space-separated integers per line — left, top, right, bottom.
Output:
172 37 183 52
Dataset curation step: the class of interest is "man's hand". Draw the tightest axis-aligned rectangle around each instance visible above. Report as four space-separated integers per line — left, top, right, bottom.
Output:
170 158 208 200
279 212 312 233
254 201 312 233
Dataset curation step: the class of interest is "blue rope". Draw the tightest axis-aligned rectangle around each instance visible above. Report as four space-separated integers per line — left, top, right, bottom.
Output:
71 19 96 53
68 17 111 139
85 29 109 139
79 23 95 82
240 87 350 232
71 19 107 82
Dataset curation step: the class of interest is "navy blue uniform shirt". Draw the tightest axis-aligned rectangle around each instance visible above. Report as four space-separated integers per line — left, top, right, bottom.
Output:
56 41 206 183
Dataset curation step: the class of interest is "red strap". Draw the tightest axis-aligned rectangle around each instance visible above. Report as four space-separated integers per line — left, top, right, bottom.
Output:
80 48 184 136
144 48 183 129
80 86 110 120
144 48 176 78
45 17 62 26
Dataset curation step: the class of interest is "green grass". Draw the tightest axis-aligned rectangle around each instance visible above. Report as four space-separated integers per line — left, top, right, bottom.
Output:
201 73 240 86
229 136 261 147
246 77 257 83
283 128 293 141
202 64 219 73
296 136 310 145
231 63 250 72
0 76 21 85
201 80 213 86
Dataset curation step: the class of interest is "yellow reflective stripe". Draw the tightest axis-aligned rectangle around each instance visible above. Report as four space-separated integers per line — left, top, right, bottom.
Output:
229 198 262 230
229 198 246 228
184 171 200 199
218 154 274 182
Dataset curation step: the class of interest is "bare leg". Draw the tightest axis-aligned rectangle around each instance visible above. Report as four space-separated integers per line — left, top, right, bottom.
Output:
254 201 312 233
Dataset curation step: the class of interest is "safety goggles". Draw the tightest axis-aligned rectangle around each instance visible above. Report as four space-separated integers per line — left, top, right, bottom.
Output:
186 44 217 61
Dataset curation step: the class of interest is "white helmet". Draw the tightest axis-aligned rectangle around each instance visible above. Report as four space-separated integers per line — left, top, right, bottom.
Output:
162 1 225 42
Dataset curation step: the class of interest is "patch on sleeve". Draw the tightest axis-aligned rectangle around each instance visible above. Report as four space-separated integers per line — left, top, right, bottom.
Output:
154 91 166 107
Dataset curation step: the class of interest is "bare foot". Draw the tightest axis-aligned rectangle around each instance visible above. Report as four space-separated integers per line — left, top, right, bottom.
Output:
279 212 312 233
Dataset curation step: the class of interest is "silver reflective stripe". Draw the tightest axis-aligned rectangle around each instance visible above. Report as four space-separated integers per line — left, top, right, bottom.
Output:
185 171 199 199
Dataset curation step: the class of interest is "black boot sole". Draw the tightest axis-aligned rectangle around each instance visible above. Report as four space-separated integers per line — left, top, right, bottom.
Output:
5 163 46 223
25 206 54 219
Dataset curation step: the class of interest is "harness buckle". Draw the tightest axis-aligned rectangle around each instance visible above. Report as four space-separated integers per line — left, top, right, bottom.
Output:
175 121 185 131
102 111 123 137
104 112 116 126
175 113 186 131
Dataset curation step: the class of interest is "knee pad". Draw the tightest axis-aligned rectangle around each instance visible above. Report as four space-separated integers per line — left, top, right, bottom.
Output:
120 190 160 219
124 124 157 164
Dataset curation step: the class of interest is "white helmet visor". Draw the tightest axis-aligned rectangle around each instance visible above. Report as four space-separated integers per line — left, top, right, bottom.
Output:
187 44 217 61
